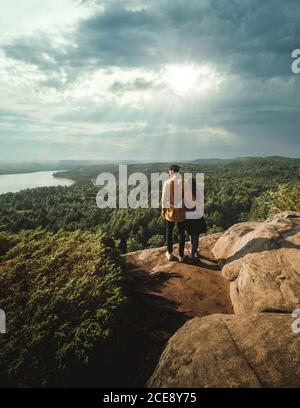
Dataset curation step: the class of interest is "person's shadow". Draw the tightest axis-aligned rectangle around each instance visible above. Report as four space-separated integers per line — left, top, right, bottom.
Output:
187 255 220 270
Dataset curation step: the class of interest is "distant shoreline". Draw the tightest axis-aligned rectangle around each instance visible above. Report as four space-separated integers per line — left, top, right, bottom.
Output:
53 177 76 186
0 170 75 183
0 170 75 195
52 170 76 184
0 169 76 177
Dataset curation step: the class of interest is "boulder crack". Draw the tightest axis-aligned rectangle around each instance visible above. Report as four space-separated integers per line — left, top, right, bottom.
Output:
223 319 263 388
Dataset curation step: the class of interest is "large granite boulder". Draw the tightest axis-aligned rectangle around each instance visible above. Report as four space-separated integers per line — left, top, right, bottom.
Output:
147 313 300 388
212 212 300 314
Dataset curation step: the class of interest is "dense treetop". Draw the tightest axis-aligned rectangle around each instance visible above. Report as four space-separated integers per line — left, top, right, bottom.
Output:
0 157 299 252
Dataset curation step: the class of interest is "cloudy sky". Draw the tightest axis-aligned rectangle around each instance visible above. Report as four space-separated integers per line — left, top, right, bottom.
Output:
0 0 300 161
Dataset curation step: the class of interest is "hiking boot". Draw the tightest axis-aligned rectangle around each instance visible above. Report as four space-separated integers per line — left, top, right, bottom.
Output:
166 252 176 262
194 251 201 259
178 255 186 263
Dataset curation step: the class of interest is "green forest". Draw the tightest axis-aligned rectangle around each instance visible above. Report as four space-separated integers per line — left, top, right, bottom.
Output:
0 157 299 252
0 229 140 387
0 156 300 387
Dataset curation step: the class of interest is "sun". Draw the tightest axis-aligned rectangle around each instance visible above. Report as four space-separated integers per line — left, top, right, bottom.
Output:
166 64 199 95
164 64 224 97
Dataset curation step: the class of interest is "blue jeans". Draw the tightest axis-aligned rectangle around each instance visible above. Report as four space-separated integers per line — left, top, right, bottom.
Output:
190 234 200 256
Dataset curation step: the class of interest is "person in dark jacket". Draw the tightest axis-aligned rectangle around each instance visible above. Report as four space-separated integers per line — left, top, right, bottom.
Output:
184 177 207 260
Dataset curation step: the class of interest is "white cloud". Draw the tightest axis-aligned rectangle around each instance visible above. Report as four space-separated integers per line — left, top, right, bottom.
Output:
0 0 93 41
0 0 299 161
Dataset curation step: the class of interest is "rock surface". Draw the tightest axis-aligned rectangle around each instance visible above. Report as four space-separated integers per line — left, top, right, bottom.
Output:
125 233 231 319
147 313 300 388
212 211 300 313
123 233 233 385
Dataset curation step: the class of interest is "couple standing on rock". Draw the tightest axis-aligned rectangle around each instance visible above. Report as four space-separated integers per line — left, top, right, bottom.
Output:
162 164 207 263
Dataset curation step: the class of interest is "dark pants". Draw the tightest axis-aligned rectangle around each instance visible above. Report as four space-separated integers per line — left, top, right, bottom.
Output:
166 220 185 257
190 234 200 255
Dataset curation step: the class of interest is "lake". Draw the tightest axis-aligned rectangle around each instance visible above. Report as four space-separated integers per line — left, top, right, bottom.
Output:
0 171 74 194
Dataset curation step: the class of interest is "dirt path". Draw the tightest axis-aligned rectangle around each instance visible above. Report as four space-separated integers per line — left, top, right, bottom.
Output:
123 233 233 386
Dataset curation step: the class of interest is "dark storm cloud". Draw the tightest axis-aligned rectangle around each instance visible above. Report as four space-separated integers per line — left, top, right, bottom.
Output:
3 34 59 70
2 0 300 160
3 0 300 79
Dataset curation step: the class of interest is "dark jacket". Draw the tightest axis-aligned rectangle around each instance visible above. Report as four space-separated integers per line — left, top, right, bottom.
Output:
185 212 207 235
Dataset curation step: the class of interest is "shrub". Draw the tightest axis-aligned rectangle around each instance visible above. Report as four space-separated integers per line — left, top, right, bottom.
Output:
126 237 143 252
0 231 17 258
0 229 128 387
148 234 165 248
250 182 300 220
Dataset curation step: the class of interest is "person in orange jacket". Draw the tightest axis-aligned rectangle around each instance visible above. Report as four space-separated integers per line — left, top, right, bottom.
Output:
162 164 186 262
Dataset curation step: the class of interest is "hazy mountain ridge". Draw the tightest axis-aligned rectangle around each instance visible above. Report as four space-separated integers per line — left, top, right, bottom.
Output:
0 160 140 175
1 156 300 176
53 156 300 184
